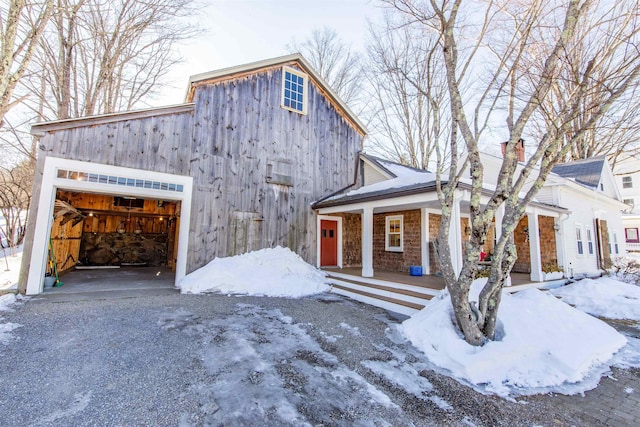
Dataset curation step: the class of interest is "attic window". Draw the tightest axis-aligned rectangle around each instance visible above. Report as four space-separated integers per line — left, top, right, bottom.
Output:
281 66 307 114
623 176 633 188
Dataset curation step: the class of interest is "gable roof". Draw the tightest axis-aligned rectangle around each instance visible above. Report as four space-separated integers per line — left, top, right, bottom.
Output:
185 53 367 136
551 156 606 189
314 154 437 208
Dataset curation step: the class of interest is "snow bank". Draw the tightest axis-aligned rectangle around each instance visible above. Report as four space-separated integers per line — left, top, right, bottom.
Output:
0 247 23 290
401 284 627 396
551 276 640 321
178 247 329 297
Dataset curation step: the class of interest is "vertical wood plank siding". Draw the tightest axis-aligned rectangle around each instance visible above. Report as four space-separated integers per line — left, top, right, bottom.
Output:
37 65 363 273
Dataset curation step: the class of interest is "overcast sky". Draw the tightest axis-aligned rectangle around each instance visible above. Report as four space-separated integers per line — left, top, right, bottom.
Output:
155 0 380 106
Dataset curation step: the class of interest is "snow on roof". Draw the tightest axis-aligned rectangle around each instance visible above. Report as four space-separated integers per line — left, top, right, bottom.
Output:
551 156 606 189
323 158 436 203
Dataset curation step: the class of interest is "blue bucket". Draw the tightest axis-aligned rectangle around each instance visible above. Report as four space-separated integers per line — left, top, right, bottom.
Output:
409 266 422 276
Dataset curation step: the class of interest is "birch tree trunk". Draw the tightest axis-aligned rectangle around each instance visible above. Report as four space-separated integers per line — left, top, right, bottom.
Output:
383 0 640 345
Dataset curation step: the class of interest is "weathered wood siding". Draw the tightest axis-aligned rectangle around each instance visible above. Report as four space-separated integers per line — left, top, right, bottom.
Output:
35 64 363 273
187 65 362 269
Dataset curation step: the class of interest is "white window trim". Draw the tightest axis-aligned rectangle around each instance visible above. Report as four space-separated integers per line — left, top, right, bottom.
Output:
385 215 404 252
281 66 308 115
575 224 584 256
585 225 594 256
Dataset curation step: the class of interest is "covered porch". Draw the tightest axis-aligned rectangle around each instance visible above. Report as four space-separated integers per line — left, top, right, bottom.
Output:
315 188 567 282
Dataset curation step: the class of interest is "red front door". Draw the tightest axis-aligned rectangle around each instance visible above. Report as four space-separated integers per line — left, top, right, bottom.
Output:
320 220 338 266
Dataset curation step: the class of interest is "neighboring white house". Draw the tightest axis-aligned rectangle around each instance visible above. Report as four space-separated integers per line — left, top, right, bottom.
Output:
612 153 640 252
469 151 627 278
542 156 627 276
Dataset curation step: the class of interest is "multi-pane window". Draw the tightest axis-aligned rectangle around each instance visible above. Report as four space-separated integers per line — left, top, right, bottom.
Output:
586 226 594 255
576 225 584 255
622 176 633 188
385 215 403 252
613 232 619 254
281 66 307 114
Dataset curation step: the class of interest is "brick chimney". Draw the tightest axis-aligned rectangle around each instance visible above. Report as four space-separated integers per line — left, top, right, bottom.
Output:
501 139 525 162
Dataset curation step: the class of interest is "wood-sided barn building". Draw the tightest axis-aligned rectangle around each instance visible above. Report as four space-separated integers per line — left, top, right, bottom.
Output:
20 54 366 295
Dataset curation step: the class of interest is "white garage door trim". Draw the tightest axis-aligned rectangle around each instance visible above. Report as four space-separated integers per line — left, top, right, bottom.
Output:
26 156 193 295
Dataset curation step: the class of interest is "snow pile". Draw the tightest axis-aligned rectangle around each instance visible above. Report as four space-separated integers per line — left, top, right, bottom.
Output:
401 281 627 396
0 246 23 290
551 276 640 321
178 246 329 297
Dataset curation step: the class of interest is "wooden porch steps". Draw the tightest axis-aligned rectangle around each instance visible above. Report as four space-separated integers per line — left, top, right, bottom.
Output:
326 272 439 316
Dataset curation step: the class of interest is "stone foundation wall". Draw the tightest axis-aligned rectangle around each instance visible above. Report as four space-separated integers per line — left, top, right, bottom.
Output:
80 232 168 266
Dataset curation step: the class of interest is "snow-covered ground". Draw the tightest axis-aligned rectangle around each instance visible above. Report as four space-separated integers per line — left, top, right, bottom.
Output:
0 245 22 290
551 276 640 321
401 281 633 397
178 247 329 297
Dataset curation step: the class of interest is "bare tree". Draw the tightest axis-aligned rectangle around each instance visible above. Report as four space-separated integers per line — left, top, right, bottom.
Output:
24 0 200 120
0 159 33 253
287 26 364 112
365 13 449 169
0 0 53 126
383 0 640 345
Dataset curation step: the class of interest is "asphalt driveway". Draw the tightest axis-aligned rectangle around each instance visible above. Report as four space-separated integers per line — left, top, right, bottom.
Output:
0 291 638 426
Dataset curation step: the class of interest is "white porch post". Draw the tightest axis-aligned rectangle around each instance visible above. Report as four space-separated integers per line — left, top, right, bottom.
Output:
495 205 504 241
362 206 374 277
494 204 511 286
527 211 544 282
421 209 429 275
449 191 463 277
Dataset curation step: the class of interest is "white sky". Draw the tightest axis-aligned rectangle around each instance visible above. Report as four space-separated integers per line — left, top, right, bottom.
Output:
154 0 380 106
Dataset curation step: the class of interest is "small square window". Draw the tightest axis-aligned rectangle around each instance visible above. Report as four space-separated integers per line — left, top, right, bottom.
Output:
626 228 639 243
281 66 307 115
623 176 633 188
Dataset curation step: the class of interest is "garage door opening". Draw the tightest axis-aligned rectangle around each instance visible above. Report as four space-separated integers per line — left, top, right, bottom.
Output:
26 157 193 295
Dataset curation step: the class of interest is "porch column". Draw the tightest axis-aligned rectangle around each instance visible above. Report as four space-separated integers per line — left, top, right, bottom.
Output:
495 205 504 240
449 191 463 277
527 211 544 282
494 204 511 286
362 206 374 277
421 209 429 275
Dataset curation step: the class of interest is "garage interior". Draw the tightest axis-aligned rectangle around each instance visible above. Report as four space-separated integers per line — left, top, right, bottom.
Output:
46 189 181 292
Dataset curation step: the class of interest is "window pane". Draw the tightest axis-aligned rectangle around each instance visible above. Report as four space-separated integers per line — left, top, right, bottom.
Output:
577 241 583 254
389 234 401 247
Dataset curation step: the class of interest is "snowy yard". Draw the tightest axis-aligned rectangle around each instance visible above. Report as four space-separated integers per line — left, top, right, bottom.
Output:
176 248 640 398
0 248 639 424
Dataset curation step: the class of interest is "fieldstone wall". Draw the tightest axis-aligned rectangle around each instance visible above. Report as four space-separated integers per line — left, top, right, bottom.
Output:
80 232 168 266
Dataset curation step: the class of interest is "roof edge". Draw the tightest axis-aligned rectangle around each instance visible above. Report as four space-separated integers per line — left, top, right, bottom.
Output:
31 103 195 135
